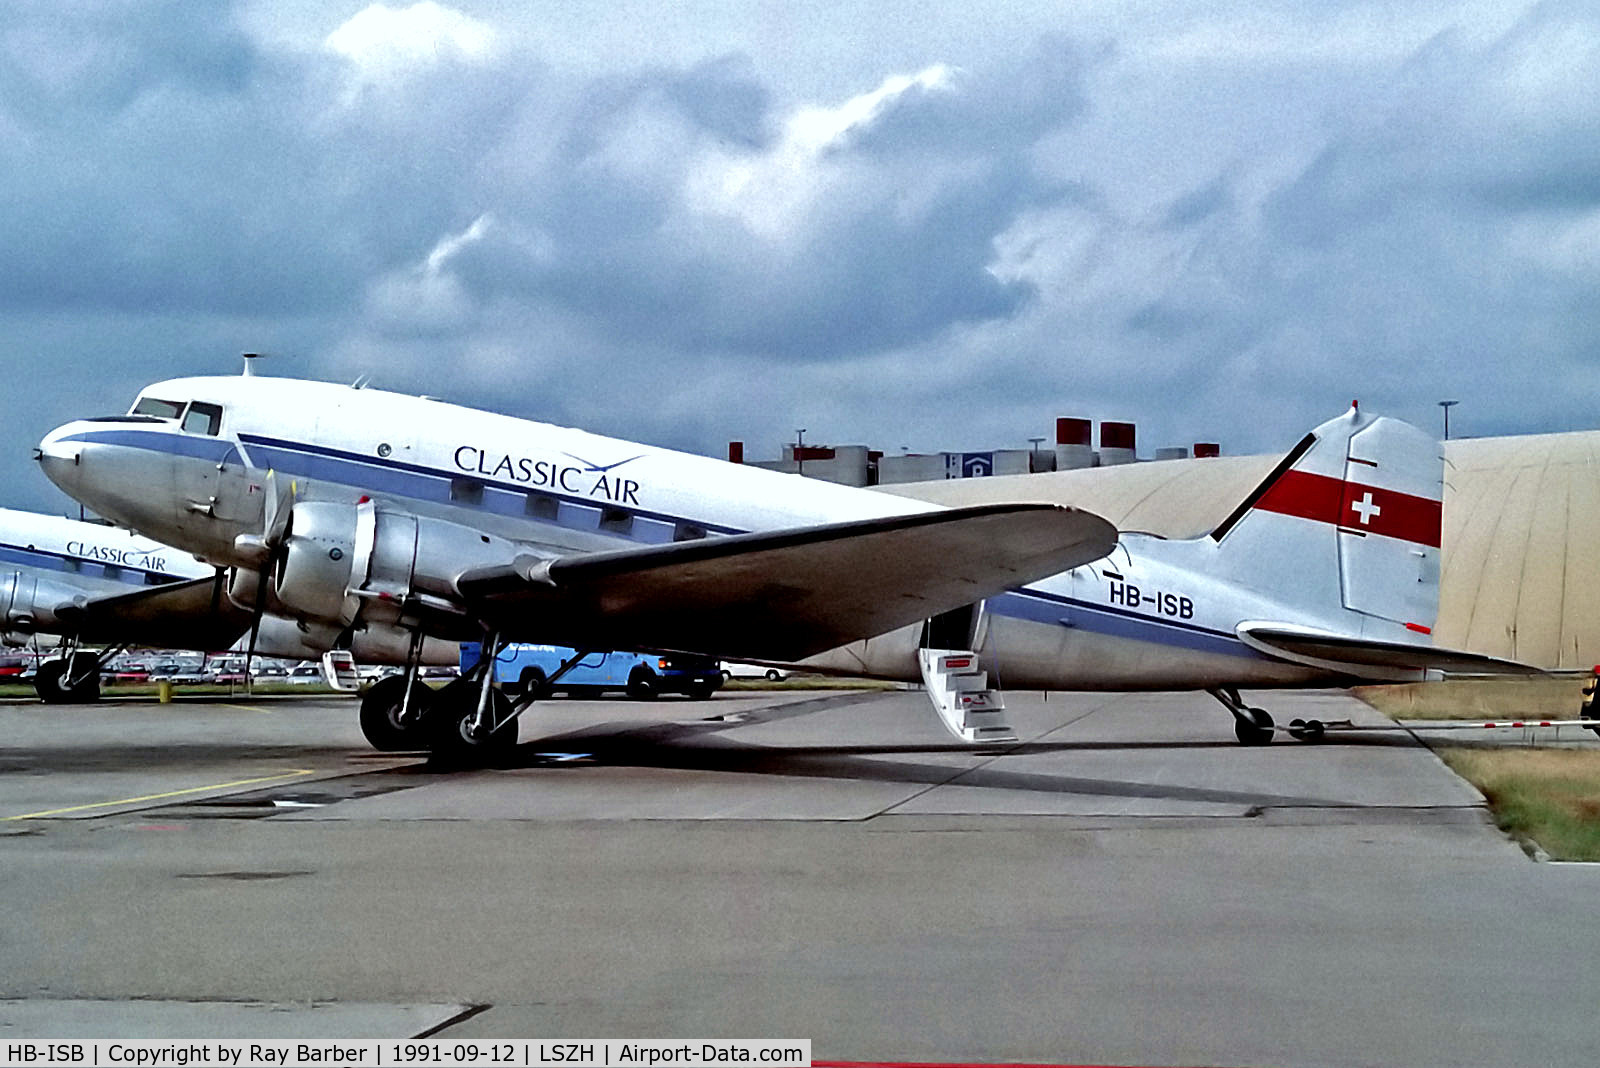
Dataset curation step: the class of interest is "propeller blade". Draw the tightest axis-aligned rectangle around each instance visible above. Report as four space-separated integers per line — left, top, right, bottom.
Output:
263 469 294 544
243 564 270 690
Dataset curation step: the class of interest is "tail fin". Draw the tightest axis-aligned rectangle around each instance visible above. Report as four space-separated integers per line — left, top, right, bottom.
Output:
1208 405 1442 635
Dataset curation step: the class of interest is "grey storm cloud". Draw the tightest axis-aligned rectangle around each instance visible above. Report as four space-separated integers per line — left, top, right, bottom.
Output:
0 0 255 118
2 0 1600 515
442 40 1095 358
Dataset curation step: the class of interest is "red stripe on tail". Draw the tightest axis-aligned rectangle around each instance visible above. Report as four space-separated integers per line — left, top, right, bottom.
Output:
1254 471 1441 547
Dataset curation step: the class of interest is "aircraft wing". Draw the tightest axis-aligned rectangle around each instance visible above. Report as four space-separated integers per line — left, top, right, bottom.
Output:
1238 622 1542 679
457 502 1116 661
52 574 252 650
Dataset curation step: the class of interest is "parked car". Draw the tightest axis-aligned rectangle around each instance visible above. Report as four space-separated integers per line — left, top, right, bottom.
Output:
720 661 790 682
286 664 326 684
465 643 723 700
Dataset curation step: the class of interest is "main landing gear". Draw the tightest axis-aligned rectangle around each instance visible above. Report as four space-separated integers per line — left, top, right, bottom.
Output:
358 629 433 750
356 628 600 766
34 640 128 704
1207 687 1327 745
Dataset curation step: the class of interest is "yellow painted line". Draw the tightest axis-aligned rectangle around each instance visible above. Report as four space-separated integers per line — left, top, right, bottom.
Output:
220 703 272 714
2 768 317 821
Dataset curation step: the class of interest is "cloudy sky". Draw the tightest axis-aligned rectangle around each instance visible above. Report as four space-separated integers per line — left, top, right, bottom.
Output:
3 0 1597 512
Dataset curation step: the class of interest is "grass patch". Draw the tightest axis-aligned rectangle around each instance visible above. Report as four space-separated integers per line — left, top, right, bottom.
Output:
1439 747 1600 861
1355 675 1591 721
0 681 347 700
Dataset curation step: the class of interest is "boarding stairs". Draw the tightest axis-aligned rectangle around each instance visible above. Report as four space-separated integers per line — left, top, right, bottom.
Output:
321 649 361 692
917 648 1017 744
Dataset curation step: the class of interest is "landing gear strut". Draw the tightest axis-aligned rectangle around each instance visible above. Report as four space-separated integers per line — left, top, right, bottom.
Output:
1208 687 1275 746
359 675 433 750
35 640 126 704
358 628 433 751
427 637 597 766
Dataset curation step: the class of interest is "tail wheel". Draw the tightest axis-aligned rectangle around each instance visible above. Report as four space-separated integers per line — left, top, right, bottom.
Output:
1233 707 1274 746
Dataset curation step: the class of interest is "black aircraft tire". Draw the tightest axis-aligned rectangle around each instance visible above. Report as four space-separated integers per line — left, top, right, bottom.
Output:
429 689 519 767
359 675 432 751
1234 707 1275 746
70 673 101 703
35 657 99 705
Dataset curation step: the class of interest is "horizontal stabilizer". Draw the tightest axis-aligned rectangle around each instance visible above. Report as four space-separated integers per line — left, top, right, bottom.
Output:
1238 622 1541 680
52 573 252 650
458 503 1117 661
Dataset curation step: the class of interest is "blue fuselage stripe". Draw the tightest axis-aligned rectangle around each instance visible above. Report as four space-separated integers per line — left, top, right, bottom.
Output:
62 428 744 540
59 427 1259 659
238 432 746 535
0 543 180 587
991 588 1259 660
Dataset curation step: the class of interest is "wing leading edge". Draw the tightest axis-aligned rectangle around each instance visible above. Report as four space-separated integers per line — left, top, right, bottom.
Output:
457 502 1117 661
52 573 252 650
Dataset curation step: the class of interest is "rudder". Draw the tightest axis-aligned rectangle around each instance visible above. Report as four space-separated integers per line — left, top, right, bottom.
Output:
1208 405 1443 635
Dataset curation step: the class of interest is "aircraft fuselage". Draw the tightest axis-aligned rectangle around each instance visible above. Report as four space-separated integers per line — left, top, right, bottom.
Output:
38 376 1380 692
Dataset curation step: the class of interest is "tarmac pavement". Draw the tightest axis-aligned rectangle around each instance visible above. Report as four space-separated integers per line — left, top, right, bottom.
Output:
1 686 1595 1067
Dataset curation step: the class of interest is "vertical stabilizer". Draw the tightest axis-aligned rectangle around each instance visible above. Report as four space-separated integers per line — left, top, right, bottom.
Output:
1209 406 1443 634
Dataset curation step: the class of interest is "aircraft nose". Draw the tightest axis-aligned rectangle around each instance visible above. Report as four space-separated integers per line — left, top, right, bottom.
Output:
36 423 87 494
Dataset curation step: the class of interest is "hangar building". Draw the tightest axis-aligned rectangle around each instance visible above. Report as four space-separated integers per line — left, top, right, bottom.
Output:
874 430 1600 672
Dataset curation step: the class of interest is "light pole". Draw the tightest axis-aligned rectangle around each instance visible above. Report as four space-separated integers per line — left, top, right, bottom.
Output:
1438 400 1459 441
795 428 807 476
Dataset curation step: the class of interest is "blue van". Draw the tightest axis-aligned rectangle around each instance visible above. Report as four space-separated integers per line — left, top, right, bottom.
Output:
460 642 724 700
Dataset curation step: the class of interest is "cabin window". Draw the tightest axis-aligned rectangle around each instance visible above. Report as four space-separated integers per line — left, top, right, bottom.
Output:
526 493 559 520
450 478 485 505
673 522 707 542
599 507 634 536
182 402 223 436
102 565 124 582
132 397 185 419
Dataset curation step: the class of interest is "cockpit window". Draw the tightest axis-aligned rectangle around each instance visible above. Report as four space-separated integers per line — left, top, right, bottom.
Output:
132 397 185 419
182 402 223 436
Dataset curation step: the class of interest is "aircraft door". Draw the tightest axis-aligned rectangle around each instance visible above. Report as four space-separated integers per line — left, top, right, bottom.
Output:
201 443 259 524
922 600 986 651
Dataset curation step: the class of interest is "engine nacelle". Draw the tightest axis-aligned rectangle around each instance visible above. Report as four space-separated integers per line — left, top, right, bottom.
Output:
235 607 461 666
250 613 344 660
267 500 521 631
348 622 459 666
274 502 361 626
0 570 89 634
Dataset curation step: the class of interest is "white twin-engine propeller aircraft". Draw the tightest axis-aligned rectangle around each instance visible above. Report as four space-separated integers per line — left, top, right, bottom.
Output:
0 506 456 702
36 372 1527 761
